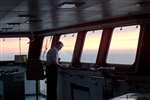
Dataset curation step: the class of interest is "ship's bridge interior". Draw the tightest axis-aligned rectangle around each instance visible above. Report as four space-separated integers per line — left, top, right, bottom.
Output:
0 0 150 100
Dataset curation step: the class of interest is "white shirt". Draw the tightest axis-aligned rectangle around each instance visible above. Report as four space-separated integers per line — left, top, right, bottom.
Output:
46 47 59 65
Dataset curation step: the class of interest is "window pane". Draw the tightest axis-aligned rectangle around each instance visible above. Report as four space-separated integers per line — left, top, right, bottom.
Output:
59 33 77 62
106 25 140 64
40 36 52 60
0 38 29 61
81 30 103 63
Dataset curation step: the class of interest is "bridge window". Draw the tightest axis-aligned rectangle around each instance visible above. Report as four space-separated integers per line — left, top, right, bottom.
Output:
40 36 52 60
0 38 29 61
81 30 103 63
59 33 77 62
40 36 52 95
40 36 52 96
106 25 140 64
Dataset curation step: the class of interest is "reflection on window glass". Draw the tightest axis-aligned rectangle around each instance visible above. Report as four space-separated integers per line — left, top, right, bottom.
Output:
25 77 36 95
107 25 140 64
40 36 52 60
0 38 29 61
59 33 77 62
81 30 103 63
40 79 46 95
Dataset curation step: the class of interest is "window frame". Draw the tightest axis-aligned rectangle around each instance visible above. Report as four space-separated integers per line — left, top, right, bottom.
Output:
40 36 53 61
80 29 103 64
0 37 30 61
58 33 78 63
105 25 141 67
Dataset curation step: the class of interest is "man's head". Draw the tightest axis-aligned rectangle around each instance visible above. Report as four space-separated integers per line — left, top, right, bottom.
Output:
55 41 63 50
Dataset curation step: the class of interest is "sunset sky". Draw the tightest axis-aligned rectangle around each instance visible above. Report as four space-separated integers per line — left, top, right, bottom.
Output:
109 25 140 50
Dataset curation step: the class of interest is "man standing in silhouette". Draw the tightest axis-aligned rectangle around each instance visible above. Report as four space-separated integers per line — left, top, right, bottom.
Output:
46 41 63 100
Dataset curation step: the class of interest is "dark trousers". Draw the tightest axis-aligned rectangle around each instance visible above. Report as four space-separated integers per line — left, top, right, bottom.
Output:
46 65 58 100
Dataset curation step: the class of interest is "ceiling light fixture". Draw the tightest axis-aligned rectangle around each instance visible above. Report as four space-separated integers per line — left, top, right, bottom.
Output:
25 19 42 24
18 14 36 18
59 1 85 8
1 27 13 32
2 28 13 30
7 23 21 25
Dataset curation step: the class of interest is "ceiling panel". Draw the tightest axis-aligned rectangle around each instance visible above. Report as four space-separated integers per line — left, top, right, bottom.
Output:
0 0 149 33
